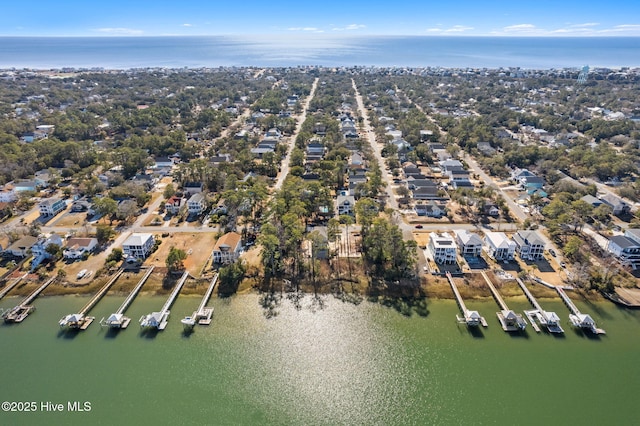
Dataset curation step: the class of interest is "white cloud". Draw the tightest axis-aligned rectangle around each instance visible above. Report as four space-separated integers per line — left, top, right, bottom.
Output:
598 24 640 34
95 27 144 35
288 27 322 32
569 22 599 28
503 24 537 32
425 25 473 34
332 23 366 31
182 23 192 27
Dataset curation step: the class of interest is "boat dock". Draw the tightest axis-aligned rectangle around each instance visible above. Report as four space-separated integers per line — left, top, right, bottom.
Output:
181 273 217 329
140 270 188 330
516 277 563 333
100 266 154 329
2 276 56 323
59 269 124 330
556 287 605 334
446 272 488 327
481 271 526 331
0 272 28 301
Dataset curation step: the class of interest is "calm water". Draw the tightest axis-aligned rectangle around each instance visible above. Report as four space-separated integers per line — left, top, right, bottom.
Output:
1 292 640 425
0 36 639 69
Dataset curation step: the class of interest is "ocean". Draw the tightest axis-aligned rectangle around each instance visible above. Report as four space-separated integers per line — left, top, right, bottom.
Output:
0 36 638 70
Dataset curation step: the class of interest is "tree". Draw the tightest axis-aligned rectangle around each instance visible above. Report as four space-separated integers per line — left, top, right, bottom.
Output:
166 246 187 273
218 261 246 297
116 199 138 223
45 243 63 261
106 248 123 263
96 224 115 245
94 197 117 224
163 183 176 199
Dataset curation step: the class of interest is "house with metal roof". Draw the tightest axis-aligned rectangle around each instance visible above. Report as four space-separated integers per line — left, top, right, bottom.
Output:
122 233 155 259
513 230 545 260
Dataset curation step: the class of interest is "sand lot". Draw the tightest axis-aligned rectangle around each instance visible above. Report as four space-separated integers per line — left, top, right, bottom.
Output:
145 232 219 276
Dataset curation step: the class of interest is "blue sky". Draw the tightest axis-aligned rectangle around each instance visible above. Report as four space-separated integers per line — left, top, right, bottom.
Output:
3 0 640 37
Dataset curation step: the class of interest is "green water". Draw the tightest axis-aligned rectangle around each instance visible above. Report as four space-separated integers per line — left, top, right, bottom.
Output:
1 292 640 425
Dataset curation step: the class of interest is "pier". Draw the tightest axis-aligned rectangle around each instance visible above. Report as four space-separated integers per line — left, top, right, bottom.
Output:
556 287 605 334
2 276 56 323
101 266 154 329
481 271 526 331
140 270 188 330
446 272 488 327
181 273 217 330
0 272 28 301
515 277 563 333
59 269 124 330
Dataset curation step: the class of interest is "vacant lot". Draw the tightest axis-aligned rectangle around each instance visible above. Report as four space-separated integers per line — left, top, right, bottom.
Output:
145 232 218 277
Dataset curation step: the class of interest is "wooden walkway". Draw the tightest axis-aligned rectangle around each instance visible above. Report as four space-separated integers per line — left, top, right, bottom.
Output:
140 271 189 330
556 287 605 334
516 277 563 333
59 269 124 329
182 273 218 329
101 266 154 329
446 272 487 327
481 272 526 331
0 272 28 300
2 276 56 323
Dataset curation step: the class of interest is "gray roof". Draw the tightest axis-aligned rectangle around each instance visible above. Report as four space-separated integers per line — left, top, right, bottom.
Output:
610 235 639 249
513 230 545 247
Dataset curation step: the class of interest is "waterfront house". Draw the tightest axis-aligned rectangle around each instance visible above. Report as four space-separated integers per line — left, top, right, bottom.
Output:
513 230 545 260
483 231 516 261
187 193 206 215
39 198 66 217
607 235 640 269
13 180 38 192
212 232 242 264
454 230 483 257
3 235 38 258
63 237 98 260
122 233 155 259
427 232 458 264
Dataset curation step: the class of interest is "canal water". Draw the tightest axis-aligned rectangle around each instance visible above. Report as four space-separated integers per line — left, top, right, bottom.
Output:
1 292 639 425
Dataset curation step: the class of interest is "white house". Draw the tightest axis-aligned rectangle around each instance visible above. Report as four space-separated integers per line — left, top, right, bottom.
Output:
607 235 640 270
212 232 242 264
427 232 458 264
187 193 206 215
483 231 516 261
122 233 155 259
454 230 483 257
39 198 66 217
165 195 185 215
63 237 98 260
513 230 545 260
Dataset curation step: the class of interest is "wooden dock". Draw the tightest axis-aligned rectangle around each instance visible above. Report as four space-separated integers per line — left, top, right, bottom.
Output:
101 266 154 329
2 276 56 323
481 271 526 331
59 269 124 330
182 273 218 329
140 270 189 330
556 287 605 334
516 277 563 333
446 272 487 327
0 272 28 301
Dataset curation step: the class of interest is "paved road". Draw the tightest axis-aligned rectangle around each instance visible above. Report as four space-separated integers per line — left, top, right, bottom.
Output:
274 77 319 191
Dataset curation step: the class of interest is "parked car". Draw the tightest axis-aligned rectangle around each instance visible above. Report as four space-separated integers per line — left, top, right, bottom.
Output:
415 224 423 229
549 249 556 257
